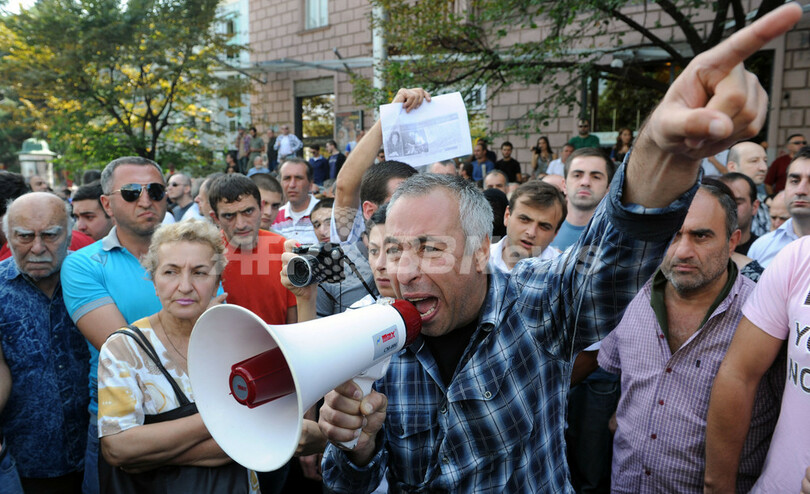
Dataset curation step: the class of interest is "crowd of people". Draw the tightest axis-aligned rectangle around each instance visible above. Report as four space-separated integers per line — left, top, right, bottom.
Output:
0 5 809 494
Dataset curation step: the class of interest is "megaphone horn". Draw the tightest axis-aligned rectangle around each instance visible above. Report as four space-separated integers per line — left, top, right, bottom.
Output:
188 299 421 472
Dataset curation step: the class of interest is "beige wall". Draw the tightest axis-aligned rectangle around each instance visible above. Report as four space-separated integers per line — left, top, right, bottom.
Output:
248 0 809 171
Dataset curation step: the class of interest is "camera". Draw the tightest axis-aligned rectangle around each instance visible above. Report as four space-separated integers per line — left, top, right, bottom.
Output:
286 242 347 287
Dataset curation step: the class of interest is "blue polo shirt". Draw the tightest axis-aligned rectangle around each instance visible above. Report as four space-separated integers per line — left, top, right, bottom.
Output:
0 259 89 477
61 227 162 416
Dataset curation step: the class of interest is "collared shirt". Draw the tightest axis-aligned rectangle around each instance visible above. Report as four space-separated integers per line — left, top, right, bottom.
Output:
748 217 800 267
274 133 303 158
488 236 559 274
0 259 89 478
61 227 163 416
598 267 779 493
322 164 697 493
751 200 770 237
470 159 494 181
271 196 320 244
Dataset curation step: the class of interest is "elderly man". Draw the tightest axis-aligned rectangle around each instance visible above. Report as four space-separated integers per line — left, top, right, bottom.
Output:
768 191 789 231
166 172 203 222
315 8 801 491
0 193 89 493
598 180 778 493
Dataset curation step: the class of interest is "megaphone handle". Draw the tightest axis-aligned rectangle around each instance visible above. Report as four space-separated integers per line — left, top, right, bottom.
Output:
338 358 391 449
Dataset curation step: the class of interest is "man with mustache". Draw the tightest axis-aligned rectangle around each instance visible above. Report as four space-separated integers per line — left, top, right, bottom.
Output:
0 192 90 493
598 179 779 492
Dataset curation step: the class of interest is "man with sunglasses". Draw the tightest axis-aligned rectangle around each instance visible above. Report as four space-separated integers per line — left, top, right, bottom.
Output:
166 172 203 222
568 119 601 150
61 157 180 494
765 133 807 195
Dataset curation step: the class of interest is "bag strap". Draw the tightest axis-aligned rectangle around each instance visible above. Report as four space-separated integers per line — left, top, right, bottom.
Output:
111 325 192 407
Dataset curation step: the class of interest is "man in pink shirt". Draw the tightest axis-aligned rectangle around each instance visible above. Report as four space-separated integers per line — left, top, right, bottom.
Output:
705 234 810 492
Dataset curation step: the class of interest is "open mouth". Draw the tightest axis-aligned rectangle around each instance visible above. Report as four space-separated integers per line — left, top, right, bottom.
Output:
407 296 438 319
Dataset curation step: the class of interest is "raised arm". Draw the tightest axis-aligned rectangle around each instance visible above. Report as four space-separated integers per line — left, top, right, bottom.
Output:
703 317 784 492
625 3 802 208
332 89 430 241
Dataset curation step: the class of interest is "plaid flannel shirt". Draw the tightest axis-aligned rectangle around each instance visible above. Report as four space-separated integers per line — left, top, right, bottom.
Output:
322 164 698 493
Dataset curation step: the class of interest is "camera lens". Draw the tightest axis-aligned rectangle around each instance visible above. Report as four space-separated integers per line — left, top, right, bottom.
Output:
287 255 316 287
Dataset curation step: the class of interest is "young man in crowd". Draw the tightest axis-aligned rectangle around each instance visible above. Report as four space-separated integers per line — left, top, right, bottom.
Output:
272 158 320 244
71 182 114 241
489 181 565 273
550 148 615 251
495 141 522 183
719 173 760 255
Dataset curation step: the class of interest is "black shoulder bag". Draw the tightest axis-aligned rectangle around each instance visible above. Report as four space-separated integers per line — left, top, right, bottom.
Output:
98 325 250 494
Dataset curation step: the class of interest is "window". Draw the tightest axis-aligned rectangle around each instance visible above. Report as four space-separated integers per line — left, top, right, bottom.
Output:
305 0 328 30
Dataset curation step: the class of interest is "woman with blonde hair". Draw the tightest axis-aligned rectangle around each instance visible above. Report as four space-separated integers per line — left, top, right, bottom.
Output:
97 220 257 493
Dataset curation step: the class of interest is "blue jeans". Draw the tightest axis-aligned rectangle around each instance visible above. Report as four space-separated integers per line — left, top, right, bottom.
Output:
566 371 620 494
0 437 23 494
81 413 98 494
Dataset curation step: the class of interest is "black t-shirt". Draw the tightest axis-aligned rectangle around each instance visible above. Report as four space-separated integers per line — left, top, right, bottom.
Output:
495 159 522 182
735 233 759 256
423 318 479 387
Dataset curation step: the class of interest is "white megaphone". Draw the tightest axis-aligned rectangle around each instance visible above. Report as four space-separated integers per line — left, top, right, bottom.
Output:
187 298 421 472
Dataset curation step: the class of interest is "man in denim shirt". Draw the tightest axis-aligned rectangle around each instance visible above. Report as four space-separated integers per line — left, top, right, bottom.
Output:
317 7 801 493
0 193 89 493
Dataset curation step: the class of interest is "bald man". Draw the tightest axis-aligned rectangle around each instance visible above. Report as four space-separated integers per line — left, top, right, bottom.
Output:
428 160 458 176
0 193 89 492
727 141 770 235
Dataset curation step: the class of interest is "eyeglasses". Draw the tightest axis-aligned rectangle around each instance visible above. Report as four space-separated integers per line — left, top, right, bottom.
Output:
791 140 808 146
111 183 166 202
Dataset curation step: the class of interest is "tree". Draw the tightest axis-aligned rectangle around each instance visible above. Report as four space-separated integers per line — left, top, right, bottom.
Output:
359 0 785 136
0 0 248 173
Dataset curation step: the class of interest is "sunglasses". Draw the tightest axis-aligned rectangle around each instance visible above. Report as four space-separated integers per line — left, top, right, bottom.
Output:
111 183 166 202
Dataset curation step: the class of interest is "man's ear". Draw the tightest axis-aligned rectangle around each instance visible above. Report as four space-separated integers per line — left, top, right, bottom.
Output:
727 161 738 172
729 228 742 254
752 198 760 216
475 235 490 273
100 194 113 218
209 209 220 226
503 207 511 228
361 200 378 221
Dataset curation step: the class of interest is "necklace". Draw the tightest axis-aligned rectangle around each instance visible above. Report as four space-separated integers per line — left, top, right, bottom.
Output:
156 312 188 362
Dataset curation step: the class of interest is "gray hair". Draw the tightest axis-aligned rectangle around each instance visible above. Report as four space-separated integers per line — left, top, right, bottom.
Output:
388 174 493 254
2 193 74 245
141 219 227 279
100 156 164 194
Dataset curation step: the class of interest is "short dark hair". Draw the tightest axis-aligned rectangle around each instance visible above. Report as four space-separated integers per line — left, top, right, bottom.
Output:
359 160 418 206
326 139 338 148
509 181 567 232
365 202 388 237
719 172 757 204
787 133 805 144
82 169 102 185
250 126 257 133
501 141 513 149
564 147 615 183
101 156 163 194
280 157 313 182
72 182 109 217
309 144 320 151
207 174 261 215
700 177 738 239
482 188 508 240
311 197 334 215
788 146 810 172
250 173 283 194
0 172 29 218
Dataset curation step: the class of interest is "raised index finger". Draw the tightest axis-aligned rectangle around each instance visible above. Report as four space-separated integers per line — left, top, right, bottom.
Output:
699 3 802 75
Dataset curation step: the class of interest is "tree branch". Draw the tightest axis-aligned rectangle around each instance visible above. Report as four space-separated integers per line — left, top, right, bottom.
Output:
655 0 706 54
602 5 687 66
707 0 732 46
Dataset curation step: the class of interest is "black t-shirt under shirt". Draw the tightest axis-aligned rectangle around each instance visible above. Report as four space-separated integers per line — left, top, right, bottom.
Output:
423 317 480 387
